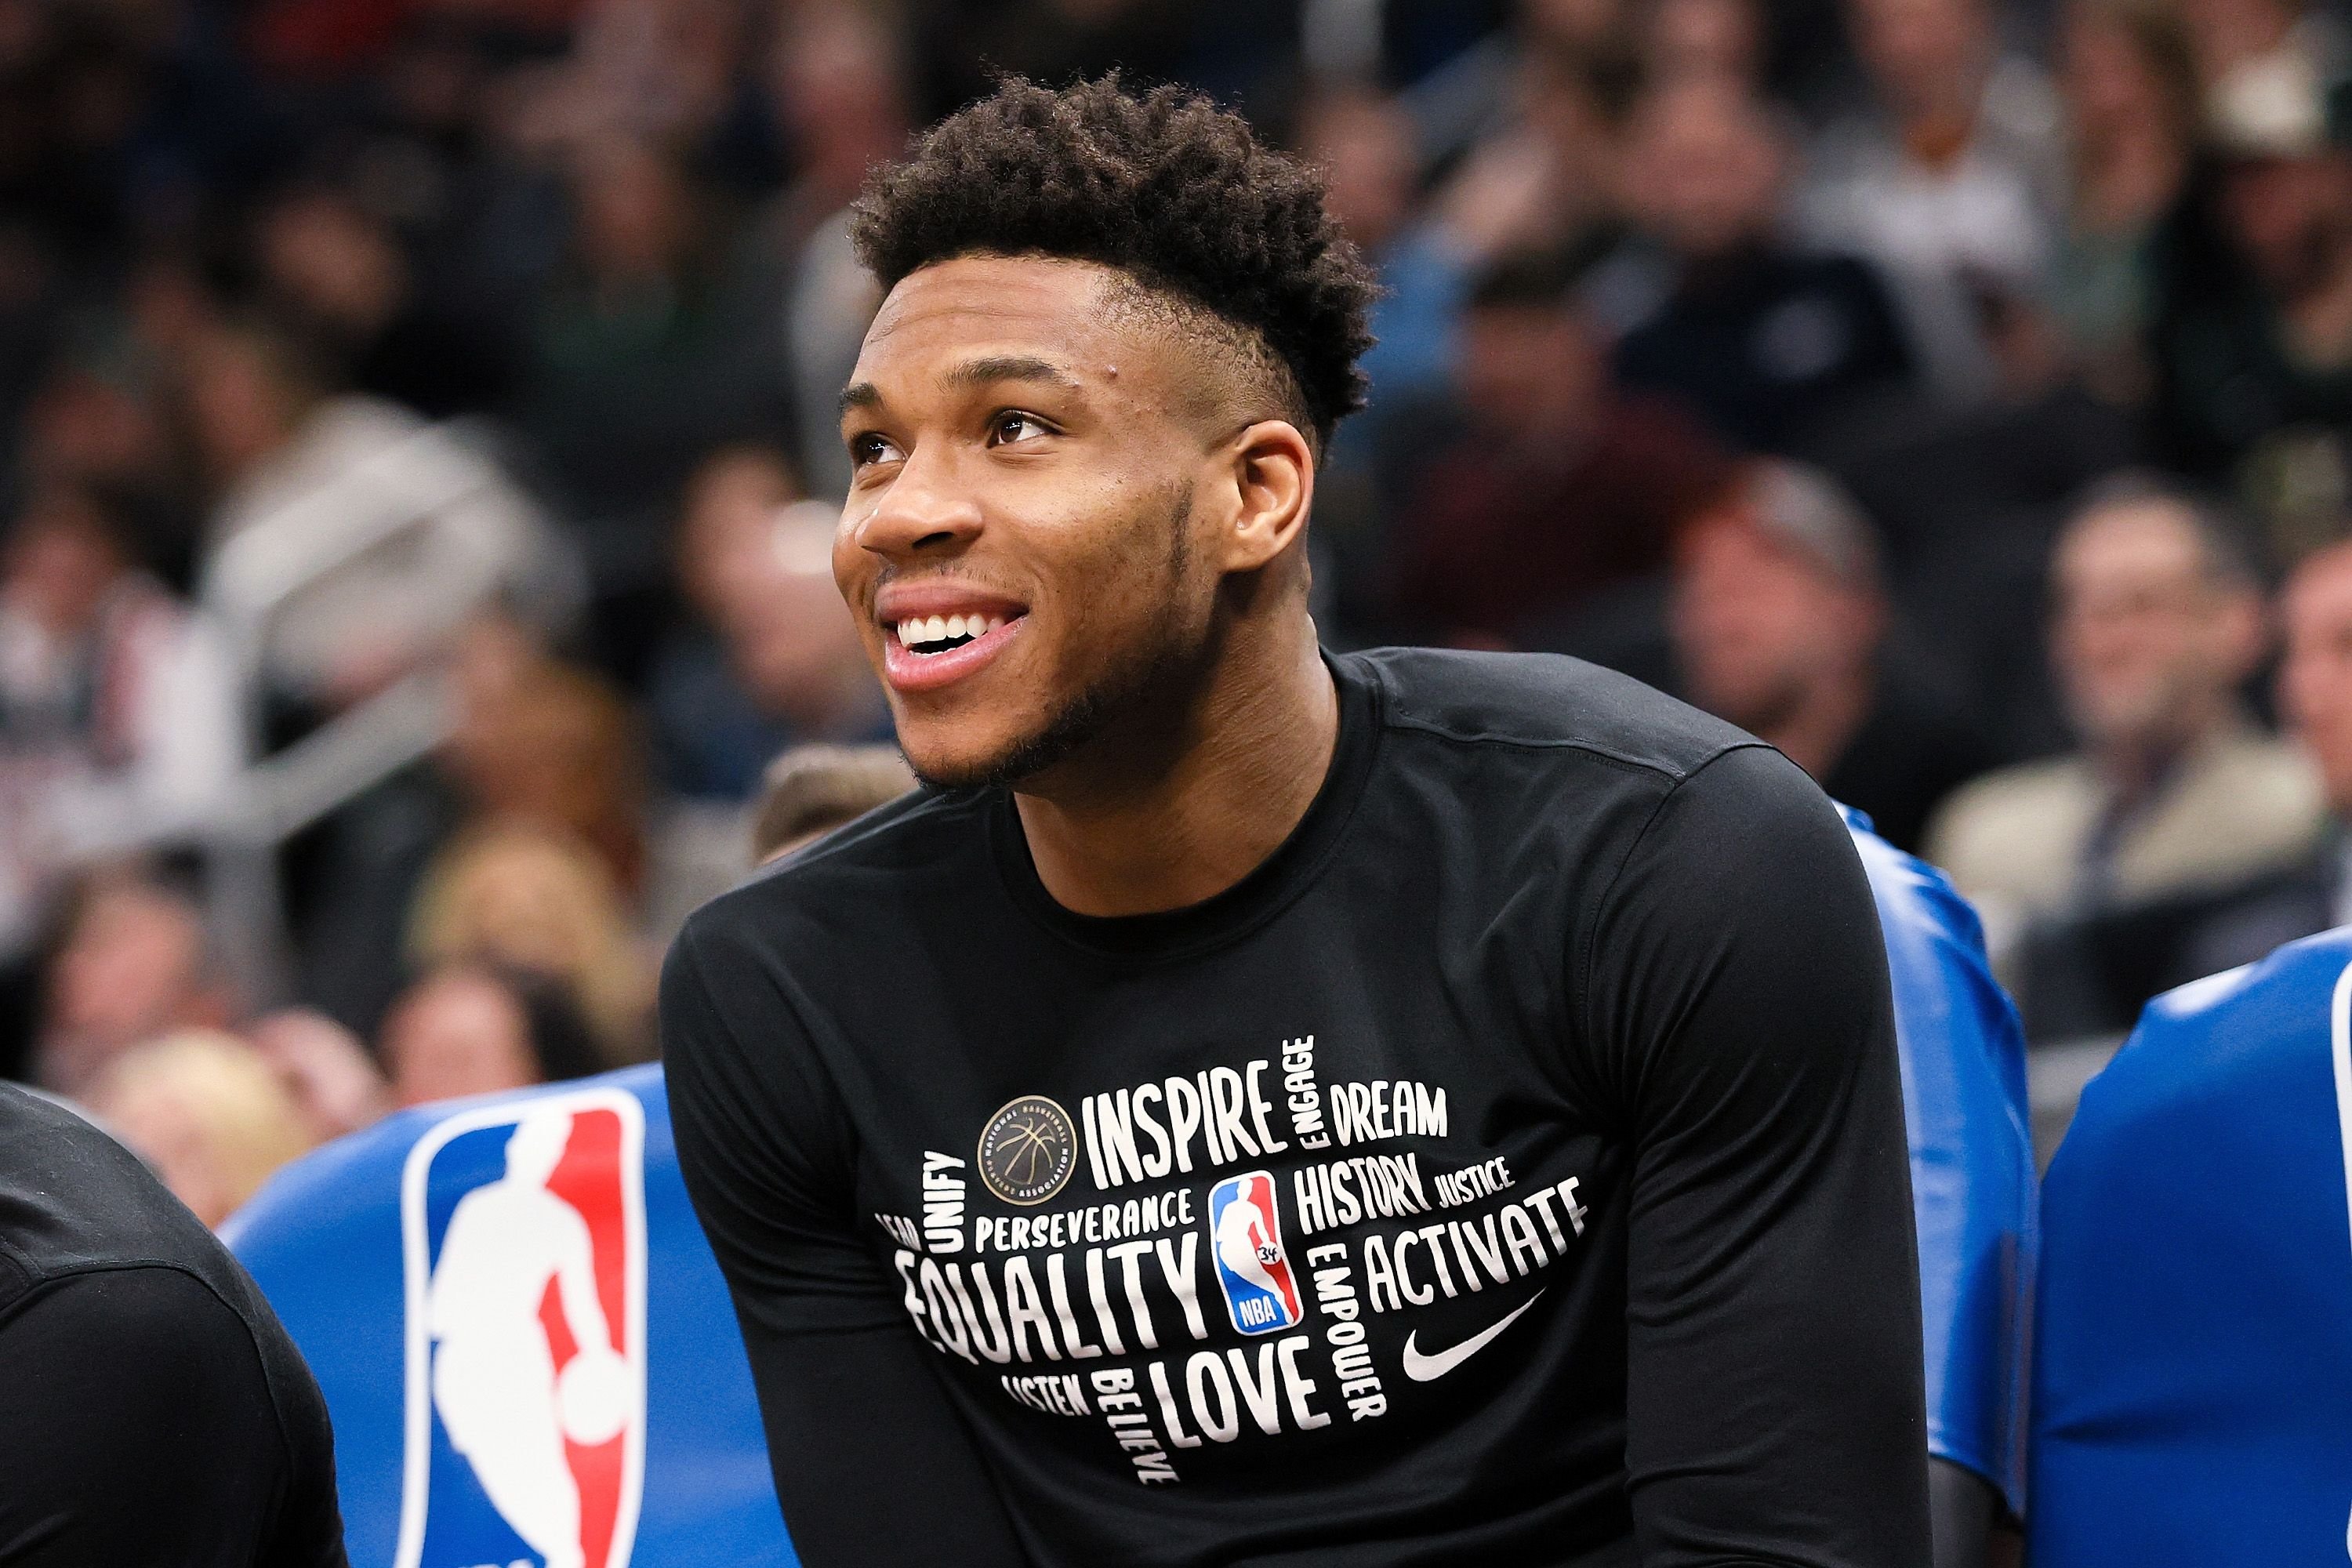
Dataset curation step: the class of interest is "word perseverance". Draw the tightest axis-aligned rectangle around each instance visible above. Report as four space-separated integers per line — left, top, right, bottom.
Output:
971 1188 1195 1253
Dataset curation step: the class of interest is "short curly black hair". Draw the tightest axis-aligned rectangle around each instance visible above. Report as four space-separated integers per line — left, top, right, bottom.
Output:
849 75 1378 449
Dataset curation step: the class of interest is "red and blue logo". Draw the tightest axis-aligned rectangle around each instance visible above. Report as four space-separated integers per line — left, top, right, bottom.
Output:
394 1087 648 1568
1207 1170 1303 1336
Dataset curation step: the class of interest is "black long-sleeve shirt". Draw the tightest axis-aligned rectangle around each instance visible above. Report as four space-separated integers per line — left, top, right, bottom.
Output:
663 648 1930 1567
0 1085 347 1566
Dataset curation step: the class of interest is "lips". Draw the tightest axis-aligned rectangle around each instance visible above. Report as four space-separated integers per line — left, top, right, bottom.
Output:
877 597 1029 694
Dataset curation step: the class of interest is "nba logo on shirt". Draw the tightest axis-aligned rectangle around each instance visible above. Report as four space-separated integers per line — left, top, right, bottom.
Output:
393 1088 648 1568
1208 1171 1304 1335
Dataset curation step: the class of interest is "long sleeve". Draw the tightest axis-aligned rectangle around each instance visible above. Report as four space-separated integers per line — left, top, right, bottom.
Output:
1578 745 1932 1566
0 1266 349 1567
661 917 1027 1567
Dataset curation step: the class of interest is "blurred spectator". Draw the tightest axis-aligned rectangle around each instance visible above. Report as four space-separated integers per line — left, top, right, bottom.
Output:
289 616 652 1040
514 135 780 666
2176 0 2343 101
252 183 510 419
648 446 803 799
1639 0 1769 86
246 1007 390 1143
441 619 649 892
1379 251 1735 645
1671 460 1996 849
36 867 234 1094
1425 31 1635 275
1926 476 2324 946
0 484 235 961
2174 535 2352 971
83 1029 314 1227
2147 48 2352 548
406 818 652 1062
1608 74 1917 452
379 960 605 1107
187 315 571 709
2049 0 2201 403
1304 87 1468 417
1798 0 2065 405
731 1 906 502
750 743 916 865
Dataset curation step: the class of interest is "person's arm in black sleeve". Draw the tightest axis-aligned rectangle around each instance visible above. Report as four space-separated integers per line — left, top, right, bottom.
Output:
662 916 1026 1568
0 1265 348 1567
1579 745 1932 1567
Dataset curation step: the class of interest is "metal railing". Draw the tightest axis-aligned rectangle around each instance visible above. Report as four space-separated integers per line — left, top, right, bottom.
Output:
196 417 548 1007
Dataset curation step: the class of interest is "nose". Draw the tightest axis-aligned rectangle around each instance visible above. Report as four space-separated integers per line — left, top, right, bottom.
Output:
848 446 985 561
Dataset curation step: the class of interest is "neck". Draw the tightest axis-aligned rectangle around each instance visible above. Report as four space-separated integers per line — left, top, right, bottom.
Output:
1013 608 1338 917
1756 665 1874 780
2094 708 2220 803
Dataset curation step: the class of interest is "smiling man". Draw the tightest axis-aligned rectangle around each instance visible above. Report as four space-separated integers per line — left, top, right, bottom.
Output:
662 76 1930 1568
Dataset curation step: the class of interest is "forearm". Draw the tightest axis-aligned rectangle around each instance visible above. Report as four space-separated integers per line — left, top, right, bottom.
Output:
738 1314 1026 1567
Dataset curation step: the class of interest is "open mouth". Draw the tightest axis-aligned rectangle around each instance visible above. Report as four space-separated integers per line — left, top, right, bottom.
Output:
895 612 1010 657
878 604 1029 692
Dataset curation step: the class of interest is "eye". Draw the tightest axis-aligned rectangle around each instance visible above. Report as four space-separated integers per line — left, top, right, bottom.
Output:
848 430 903 469
988 410 1054 448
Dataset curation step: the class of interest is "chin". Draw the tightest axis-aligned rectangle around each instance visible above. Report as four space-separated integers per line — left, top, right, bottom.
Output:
897 720 1042 792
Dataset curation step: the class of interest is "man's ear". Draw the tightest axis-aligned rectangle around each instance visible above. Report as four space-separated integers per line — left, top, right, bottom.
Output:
1216 420 1314 575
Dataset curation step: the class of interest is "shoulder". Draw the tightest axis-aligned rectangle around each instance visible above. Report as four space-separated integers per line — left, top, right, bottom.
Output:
2200 729 2322 804
0 1086 241 1293
4 1261 266 1385
2082 927 2352 1137
1348 647 1759 784
679 784 984 952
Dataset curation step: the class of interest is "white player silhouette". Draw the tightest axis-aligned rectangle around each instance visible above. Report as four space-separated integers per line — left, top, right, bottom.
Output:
428 1109 631 1568
1214 1176 1290 1306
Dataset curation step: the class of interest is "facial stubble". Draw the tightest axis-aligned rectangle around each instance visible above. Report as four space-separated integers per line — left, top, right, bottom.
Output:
909 480 1207 793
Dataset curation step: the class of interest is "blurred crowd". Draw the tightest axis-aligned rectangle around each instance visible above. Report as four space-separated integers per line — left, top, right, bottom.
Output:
2 0 2351 1220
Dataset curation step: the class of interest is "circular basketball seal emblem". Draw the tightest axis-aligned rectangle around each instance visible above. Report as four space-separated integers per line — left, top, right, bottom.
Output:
975 1094 1077 1206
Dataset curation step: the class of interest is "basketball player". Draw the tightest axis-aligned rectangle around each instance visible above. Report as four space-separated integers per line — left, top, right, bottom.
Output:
664 76 1929 1566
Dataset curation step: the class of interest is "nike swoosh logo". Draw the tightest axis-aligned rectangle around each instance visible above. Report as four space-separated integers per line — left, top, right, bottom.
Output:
1399 1290 1545 1382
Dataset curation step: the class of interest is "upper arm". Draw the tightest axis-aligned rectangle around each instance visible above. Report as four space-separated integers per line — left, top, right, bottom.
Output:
0 1267 328 1566
660 917 900 1334
1581 746 1932 1566
660 916 1026 1566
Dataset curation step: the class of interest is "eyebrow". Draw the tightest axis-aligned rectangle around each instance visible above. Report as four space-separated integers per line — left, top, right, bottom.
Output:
837 354 1082 418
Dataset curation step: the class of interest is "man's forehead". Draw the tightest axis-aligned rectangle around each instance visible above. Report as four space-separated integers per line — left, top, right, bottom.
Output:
855 256 1131 377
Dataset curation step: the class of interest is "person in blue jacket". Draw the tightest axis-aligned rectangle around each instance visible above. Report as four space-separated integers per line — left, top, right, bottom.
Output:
1843 807 2038 1566
2032 924 2352 1564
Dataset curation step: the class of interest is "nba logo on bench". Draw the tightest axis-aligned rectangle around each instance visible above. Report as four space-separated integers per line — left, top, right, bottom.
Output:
1207 1171 1303 1336
394 1087 648 1568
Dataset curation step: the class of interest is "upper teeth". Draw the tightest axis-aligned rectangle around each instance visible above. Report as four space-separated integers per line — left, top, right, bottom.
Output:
898 614 1004 648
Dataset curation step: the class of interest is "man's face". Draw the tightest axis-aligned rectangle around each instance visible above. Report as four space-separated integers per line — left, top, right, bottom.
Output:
1457 303 1602 443
2220 153 2352 298
1851 0 1985 110
834 256 1243 787
2051 502 2255 749
1628 81 1783 260
2280 546 2352 814
1671 513 1876 733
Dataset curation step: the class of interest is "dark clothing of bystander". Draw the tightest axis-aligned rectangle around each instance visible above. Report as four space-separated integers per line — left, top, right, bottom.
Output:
0 1083 348 1565
1613 248 1917 455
